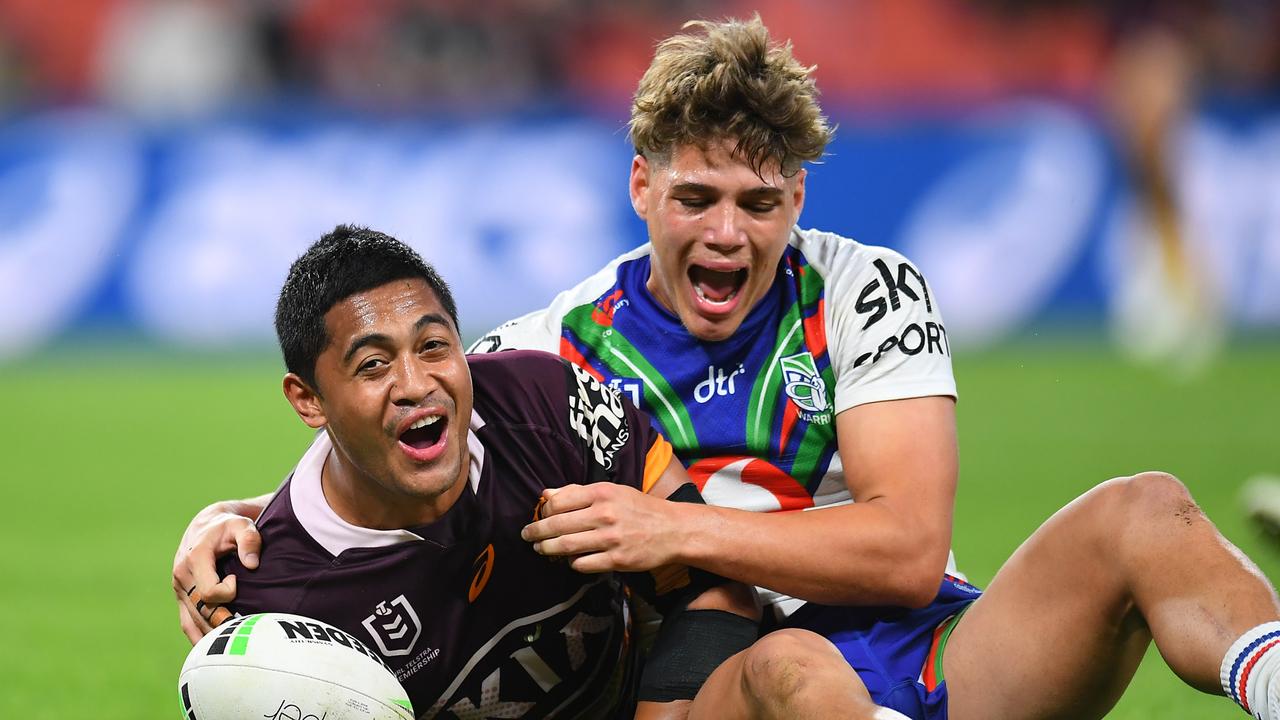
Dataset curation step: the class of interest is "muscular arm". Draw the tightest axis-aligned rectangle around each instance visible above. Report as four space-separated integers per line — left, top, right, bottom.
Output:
526 395 957 608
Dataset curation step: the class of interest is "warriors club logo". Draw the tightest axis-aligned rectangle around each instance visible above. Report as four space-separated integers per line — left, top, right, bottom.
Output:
362 595 422 657
779 352 829 417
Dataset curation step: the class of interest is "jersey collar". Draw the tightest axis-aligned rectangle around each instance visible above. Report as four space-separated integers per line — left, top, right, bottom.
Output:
290 408 487 556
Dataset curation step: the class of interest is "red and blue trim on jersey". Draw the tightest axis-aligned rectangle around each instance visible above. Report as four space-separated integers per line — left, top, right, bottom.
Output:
556 248 837 506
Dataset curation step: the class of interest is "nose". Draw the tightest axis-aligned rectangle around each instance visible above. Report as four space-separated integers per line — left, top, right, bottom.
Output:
390 355 436 407
704 202 748 252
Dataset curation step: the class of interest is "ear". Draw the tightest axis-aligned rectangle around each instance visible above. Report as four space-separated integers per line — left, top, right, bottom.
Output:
790 167 807 224
629 154 651 219
283 373 327 429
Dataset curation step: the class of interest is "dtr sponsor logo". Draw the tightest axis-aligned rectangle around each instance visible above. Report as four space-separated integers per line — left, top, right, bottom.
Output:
693 364 745 404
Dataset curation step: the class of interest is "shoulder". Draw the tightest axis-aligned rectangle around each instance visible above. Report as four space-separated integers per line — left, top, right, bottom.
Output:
792 227 938 323
468 349 572 395
467 245 653 354
790 227 927 287
467 350 576 432
468 350 641 485
468 350 620 425
218 481 330 612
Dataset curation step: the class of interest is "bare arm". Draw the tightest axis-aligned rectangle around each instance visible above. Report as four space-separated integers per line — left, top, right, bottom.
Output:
172 492 272 643
524 395 957 607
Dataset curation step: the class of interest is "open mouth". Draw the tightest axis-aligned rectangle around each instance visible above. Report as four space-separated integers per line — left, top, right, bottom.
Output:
689 266 747 307
399 414 446 456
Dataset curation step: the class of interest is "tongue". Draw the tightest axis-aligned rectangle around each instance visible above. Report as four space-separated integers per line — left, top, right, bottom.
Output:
690 267 741 302
401 422 443 450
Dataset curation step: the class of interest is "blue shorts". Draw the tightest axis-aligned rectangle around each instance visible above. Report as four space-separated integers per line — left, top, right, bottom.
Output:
781 575 981 720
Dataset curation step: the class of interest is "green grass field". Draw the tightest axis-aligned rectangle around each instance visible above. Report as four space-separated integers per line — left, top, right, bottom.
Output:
2 339 1278 718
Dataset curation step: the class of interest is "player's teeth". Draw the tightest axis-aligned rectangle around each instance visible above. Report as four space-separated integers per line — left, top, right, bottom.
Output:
694 285 738 305
409 416 440 430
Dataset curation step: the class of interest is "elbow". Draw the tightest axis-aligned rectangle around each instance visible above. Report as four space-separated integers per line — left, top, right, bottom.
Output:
895 570 942 609
887 547 950 609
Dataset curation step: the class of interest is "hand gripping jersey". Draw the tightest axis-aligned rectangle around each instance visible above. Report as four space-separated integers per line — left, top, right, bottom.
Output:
471 228 959 616
221 351 676 719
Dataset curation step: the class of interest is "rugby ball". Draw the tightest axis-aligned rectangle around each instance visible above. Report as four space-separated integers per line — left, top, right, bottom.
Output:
179 612 413 720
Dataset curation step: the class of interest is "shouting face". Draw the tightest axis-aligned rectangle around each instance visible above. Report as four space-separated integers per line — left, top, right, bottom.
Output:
285 278 473 529
630 138 806 342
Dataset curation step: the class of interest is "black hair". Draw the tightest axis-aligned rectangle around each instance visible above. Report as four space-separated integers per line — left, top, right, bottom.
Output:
274 224 459 390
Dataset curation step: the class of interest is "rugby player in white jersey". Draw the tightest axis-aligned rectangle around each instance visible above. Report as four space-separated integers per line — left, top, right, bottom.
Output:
176 16 1280 720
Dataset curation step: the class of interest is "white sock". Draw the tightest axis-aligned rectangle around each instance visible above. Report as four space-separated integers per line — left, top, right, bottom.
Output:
1222 622 1280 719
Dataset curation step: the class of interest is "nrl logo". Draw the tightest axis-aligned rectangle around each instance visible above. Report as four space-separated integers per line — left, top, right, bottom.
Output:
779 352 829 416
362 594 422 657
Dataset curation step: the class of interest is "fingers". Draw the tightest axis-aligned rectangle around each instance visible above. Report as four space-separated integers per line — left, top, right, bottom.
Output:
176 580 235 645
174 511 259 645
523 505 612 543
533 528 611 559
181 526 243 630
176 587 212 645
568 553 617 575
536 484 597 519
235 521 262 569
523 484 627 542
174 551 212 644
200 572 238 606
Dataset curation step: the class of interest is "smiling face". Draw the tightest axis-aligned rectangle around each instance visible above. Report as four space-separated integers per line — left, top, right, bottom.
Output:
630 139 806 342
283 278 473 529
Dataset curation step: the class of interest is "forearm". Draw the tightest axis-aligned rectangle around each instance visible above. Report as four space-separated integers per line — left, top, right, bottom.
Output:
671 500 951 607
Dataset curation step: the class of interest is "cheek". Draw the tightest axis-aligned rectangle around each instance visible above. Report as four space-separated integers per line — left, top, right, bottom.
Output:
335 393 384 429
754 231 790 263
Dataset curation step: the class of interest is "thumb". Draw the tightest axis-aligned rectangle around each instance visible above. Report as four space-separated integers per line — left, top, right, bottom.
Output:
236 522 262 569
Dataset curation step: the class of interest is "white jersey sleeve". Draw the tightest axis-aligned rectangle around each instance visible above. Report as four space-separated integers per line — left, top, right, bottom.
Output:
466 244 653 355
795 228 957 413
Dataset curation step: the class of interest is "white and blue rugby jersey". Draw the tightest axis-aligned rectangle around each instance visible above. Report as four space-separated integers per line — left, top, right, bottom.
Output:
470 227 959 615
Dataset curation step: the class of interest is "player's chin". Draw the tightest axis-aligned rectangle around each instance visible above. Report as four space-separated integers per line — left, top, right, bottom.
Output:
681 310 745 342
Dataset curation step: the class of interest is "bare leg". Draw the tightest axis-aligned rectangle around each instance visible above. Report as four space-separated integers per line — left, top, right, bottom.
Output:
945 472 1280 719
688 629 907 720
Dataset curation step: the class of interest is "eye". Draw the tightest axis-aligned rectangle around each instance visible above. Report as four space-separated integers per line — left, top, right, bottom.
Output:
745 201 779 213
356 357 386 374
421 338 450 354
676 197 710 209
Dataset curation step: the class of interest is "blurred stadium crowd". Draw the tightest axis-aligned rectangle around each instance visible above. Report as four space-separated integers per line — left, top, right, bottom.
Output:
2 0 1279 366
0 0 1274 117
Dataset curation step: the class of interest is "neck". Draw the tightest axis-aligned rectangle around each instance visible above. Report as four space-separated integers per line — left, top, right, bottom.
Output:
319 443 468 530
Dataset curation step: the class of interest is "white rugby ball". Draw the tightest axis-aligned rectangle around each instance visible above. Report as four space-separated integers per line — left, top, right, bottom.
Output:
179 612 413 720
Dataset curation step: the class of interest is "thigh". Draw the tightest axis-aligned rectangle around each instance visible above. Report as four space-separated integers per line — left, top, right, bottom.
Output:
943 490 1151 720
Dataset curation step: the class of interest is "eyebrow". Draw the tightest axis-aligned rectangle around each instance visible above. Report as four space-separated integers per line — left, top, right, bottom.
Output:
341 312 453 364
670 182 784 197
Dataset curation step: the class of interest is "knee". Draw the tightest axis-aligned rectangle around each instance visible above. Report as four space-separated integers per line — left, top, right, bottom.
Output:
1089 471 1202 530
740 629 851 704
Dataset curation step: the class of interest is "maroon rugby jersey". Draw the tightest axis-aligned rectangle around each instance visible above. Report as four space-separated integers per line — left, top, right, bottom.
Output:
221 350 670 719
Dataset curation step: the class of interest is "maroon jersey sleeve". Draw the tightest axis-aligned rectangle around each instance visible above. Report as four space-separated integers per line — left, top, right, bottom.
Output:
467 350 670 493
